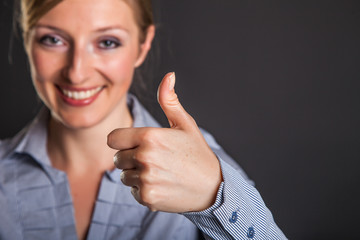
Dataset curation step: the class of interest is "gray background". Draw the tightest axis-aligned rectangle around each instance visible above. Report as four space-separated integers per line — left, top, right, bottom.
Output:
1 0 360 239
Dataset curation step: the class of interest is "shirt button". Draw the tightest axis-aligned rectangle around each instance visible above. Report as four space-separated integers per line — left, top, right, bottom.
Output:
229 211 237 223
247 227 255 238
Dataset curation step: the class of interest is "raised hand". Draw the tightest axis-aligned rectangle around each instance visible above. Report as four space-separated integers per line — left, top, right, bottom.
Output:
107 72 222 213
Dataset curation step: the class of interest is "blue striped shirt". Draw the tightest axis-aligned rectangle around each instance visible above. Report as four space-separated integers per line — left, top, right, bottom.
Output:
0 94 287 239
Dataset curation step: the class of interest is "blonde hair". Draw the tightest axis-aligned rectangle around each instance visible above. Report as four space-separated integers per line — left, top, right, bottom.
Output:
20 0 154 42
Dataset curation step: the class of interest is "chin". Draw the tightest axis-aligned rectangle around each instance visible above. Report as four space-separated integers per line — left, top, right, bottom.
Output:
51 109 107 130
46 88 129 130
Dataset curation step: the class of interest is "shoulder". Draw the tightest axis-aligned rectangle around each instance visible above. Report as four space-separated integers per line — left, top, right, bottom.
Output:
0 128 28 161
0 107 49 163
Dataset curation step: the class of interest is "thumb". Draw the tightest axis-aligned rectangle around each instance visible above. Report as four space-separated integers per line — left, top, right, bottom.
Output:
157 72 195 129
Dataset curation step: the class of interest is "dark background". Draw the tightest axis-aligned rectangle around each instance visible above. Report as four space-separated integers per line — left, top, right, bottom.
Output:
1 0 360 239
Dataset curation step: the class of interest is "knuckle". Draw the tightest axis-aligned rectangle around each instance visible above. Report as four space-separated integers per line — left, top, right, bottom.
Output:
140 128 153 141
134 147 156 166
138 173 149 186
132 151 141 161
140 186 157 206
138 167 154 185
140 128 159 145
133 150 147 163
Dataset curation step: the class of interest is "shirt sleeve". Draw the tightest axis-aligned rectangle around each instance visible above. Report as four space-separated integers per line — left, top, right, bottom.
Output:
182 158 287 240
182 129 287 240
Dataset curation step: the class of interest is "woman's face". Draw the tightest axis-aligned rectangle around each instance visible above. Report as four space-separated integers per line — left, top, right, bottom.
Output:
26 0 153 129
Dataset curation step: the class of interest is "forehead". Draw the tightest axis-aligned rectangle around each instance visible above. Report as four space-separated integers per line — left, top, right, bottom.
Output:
37 0 138 34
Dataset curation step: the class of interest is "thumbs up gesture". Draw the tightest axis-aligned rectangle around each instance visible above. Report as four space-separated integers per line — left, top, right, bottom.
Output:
107 72 222 213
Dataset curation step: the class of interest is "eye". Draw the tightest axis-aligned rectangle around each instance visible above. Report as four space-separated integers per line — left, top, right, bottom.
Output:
98 39 121 49
39 35 64 46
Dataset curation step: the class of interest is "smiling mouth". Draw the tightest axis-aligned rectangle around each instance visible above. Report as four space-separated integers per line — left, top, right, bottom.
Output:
60 86 103 100
56 85 104 106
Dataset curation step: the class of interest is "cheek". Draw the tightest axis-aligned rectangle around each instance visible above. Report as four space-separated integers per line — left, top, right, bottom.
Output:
28 46 65 107
101 49 139 85
30 47 64 84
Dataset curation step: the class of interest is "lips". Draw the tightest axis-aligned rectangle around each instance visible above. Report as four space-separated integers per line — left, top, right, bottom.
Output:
56 85 104 106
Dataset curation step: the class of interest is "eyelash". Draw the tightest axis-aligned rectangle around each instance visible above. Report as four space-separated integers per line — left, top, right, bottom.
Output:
98 39 121 49
38 35 122 50
39 35 64 46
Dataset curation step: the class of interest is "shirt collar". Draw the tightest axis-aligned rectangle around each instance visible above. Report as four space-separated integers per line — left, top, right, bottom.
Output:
14 107 51 165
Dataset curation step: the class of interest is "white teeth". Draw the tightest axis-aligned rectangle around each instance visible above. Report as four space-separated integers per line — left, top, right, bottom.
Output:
61 87 102 100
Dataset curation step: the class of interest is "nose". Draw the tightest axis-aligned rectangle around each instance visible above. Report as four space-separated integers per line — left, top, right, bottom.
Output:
63 43 93 84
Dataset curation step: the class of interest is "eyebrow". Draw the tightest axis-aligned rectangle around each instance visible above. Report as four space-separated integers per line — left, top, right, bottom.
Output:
95 26 130 33
34 24 66 33
34 24 129 34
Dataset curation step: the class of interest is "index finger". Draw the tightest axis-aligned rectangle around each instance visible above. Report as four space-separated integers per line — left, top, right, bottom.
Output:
107 127 154 150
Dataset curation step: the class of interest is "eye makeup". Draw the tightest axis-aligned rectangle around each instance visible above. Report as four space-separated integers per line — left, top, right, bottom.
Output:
98 37 122 49
38 35 65 47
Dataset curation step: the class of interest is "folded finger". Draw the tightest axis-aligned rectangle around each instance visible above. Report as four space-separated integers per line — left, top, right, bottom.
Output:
121 169 140 187
113 148 138 169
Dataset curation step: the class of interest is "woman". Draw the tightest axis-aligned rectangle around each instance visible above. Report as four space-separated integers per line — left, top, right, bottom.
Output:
0 0 287 239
